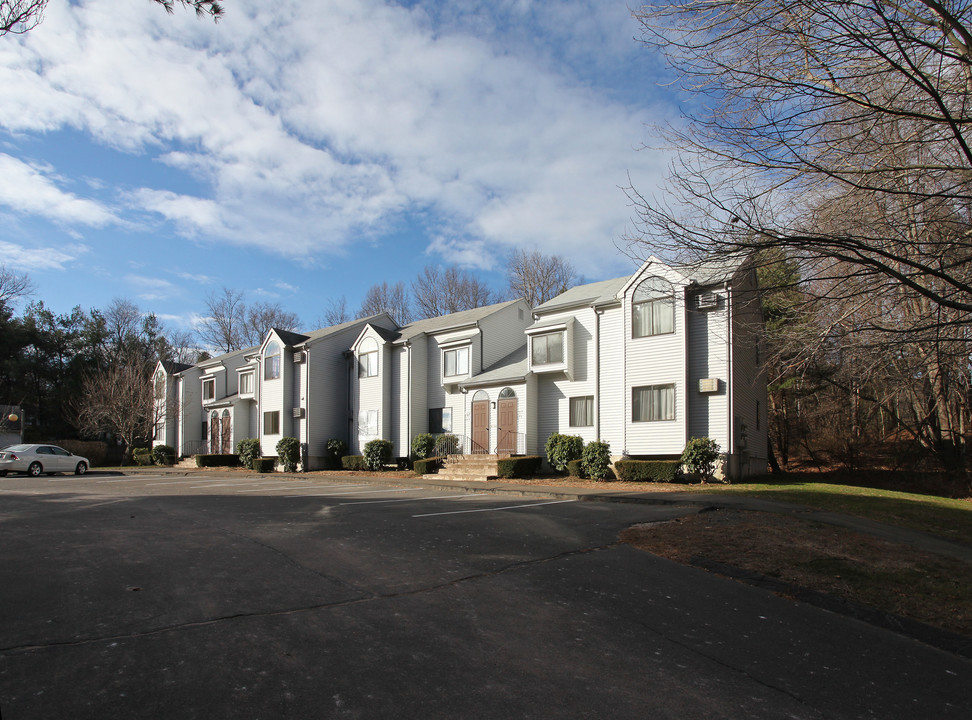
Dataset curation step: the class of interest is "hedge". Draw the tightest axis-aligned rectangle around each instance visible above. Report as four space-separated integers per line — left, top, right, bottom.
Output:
613 459 682 483
341 455 367 471
195 454 241 468
152 445 175 466
132 447 154 466
496 455 542 479
58 440 108 467
566 459 585 478
252 457 276 473
413 456 443 475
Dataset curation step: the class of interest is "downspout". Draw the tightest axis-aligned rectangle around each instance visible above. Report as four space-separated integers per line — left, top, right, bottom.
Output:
405 341 412 455
726 280 735 481
304 346 310 471
592 304 601 440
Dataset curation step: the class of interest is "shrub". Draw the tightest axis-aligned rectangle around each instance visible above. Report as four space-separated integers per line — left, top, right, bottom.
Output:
614 460 683 483
276 436 301 473
195 454 241 468
582 440 613 481
411 433 436 459
252 457 276 473
496 455 543 478
326 438 347 469
151 445 175 466
58 440 108 467
545 433 583 473
363 439 393 470
236 438 261 469
566 459 585 478
132 447 153 466
414 456 443 475
341 455 367 470
681 437 722 483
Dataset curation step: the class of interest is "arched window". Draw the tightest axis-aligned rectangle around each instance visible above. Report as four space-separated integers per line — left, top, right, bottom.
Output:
472 390 489 403
358 337 378 378
265 341 281 380
632 277 675 338
499 387 516 399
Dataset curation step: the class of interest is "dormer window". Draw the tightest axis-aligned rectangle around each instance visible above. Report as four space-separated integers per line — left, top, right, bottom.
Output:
265 341 281 380
531 331 564 365
239 371 254 395
633 277 675 338
358 338 378 378
202 378 215 401
443 346 469 377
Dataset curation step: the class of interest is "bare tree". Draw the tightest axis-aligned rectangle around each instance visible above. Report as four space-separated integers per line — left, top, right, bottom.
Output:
318 296 351 328
358 281 412 326
411 265 495 319
631 0 972 473
196 288 246 353
2 1 223 38
0 264 34 311
75 350 155 463
242 302 300 347
506 249 578 308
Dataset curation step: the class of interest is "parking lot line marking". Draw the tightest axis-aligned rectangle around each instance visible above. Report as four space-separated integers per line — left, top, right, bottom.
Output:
96 478 146 483
412 499 576 518
189 482 256 488
236 483 368 493
146 479 223 486
285 487 424 498
339 492 490 505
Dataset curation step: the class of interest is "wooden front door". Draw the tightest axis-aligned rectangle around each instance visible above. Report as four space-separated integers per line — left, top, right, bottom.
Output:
472 400 490 454
221 411 232 455
209 413 219 454
497 398 517 454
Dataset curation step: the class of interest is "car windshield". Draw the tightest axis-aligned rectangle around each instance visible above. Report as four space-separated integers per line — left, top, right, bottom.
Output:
2 444 30 452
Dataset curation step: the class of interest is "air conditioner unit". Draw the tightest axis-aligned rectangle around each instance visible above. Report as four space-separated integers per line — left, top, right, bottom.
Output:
696 292 719 310
293 351 305 363
292 407 305 418
698 378 719 393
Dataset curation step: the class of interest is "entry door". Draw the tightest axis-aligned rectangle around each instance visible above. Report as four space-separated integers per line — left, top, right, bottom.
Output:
497 398 518 454
209 413 219 454
221 411 232 455
472 400 490 454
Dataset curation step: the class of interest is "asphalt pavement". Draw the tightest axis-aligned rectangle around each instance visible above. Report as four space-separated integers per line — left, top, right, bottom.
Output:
0 470 969 719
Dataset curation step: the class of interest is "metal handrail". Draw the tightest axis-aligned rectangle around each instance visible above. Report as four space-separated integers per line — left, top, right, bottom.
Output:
181 439 207 458
494 431 526 456
432 433 490 462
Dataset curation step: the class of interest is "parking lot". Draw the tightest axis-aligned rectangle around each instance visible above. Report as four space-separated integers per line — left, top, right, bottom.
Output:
1 471 969 719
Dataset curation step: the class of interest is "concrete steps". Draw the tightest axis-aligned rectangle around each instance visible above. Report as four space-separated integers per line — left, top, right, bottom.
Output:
431 453 501 482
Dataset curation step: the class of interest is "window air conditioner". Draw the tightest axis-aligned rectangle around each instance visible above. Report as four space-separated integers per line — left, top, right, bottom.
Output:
698 378 719 393
696 292 719 310
292 407 305 418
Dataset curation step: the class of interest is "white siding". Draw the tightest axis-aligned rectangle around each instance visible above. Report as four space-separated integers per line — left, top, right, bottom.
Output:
597 306 625 456
478 300 532 368
686 290 729 451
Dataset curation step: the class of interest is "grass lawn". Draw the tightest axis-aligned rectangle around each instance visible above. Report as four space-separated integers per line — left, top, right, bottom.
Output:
689 481 972 545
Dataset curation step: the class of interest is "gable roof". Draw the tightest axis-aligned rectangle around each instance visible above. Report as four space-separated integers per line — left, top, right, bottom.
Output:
299 312 394 345
395 299 523 343
533 276 629 314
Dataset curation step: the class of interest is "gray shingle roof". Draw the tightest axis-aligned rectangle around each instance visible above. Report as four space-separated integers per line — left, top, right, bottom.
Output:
396 299 523 342
461 344 529 388
533 276 629 313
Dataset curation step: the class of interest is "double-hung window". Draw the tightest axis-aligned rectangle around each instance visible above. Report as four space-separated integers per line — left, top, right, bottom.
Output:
429 408 453 434
531 331 564 365
265 341 281 380
239 372 253 395
263 411 280 435
632 277 675 338
358 338 378 378
443 347 469 377
202 378 215 401
632 384 675 422
569 396 594 427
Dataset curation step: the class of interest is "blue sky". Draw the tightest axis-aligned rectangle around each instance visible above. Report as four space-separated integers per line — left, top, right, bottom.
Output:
0 0 677 333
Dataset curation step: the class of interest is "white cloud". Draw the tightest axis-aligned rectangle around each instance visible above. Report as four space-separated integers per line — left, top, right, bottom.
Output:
0 154 118 226
0 240 89 272
0 0 672 277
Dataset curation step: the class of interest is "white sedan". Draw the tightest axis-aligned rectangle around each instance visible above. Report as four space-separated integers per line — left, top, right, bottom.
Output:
0 444 90 477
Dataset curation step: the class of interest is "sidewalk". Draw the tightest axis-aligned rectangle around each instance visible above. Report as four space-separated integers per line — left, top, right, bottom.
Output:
115 466 972 563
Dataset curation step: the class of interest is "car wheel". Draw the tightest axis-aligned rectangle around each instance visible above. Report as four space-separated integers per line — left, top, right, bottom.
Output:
28 462 42 477
75 462 88 476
